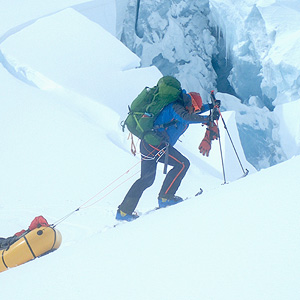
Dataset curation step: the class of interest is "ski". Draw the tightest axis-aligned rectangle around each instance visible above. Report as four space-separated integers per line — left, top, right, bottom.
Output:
142 188 204 215
113 188 204 226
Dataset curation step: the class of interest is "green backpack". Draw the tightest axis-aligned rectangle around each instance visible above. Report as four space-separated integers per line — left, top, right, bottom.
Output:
122 76 183 146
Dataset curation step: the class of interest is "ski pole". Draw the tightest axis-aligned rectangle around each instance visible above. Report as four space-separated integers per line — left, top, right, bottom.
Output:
209 92 227 184
217 124 227 184
210 91 249 177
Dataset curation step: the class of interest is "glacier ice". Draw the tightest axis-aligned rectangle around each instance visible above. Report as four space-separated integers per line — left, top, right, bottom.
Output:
118 0 300 170
119 0 217 101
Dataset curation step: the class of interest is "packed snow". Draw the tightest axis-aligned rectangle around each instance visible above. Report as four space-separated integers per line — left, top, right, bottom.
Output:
0 1 299 299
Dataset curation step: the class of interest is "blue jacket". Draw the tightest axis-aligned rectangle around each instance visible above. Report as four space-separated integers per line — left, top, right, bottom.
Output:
154 102 211 146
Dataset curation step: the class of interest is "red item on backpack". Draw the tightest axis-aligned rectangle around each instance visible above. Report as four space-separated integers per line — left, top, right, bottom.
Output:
13 216 49 237
28 216 49 231
14 230 26 237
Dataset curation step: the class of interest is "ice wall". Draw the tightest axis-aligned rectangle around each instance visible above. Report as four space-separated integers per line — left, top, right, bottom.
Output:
209 0 300 108
118 0 300 169
119 0 217 102
208 0 300 168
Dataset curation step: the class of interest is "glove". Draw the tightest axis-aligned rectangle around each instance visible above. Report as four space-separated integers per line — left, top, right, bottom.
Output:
199 122 219 156
209 100 221 109
208 121 219 140
212 109 220 120
198 129 211 156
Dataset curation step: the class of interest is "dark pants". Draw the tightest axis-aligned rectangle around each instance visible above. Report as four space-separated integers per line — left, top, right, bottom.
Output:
118 140 190 214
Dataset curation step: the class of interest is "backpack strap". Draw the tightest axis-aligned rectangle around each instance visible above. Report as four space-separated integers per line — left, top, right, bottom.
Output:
145 86 159 112
153 119 178 130
132 113 145 133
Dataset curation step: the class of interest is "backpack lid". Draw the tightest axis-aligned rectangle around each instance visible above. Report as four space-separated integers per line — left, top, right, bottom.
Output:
157 76 181 90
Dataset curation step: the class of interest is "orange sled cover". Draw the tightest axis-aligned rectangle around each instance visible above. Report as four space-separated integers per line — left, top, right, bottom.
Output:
0 226 62 273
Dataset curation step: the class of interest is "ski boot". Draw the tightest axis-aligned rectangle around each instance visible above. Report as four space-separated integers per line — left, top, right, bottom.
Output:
116 209 139 222
158 195 184 208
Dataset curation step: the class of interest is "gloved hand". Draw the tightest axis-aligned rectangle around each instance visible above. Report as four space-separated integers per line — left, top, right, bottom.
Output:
212 109 220 120
209 100 221 109
198 129 211 156
208 121 219 140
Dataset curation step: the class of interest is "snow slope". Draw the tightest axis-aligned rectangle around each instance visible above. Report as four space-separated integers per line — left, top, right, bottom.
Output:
0 0 88 41
2 155 300 299
0 2 299 300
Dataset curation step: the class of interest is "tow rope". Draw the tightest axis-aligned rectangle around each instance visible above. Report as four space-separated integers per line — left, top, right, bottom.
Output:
52 161 141 228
